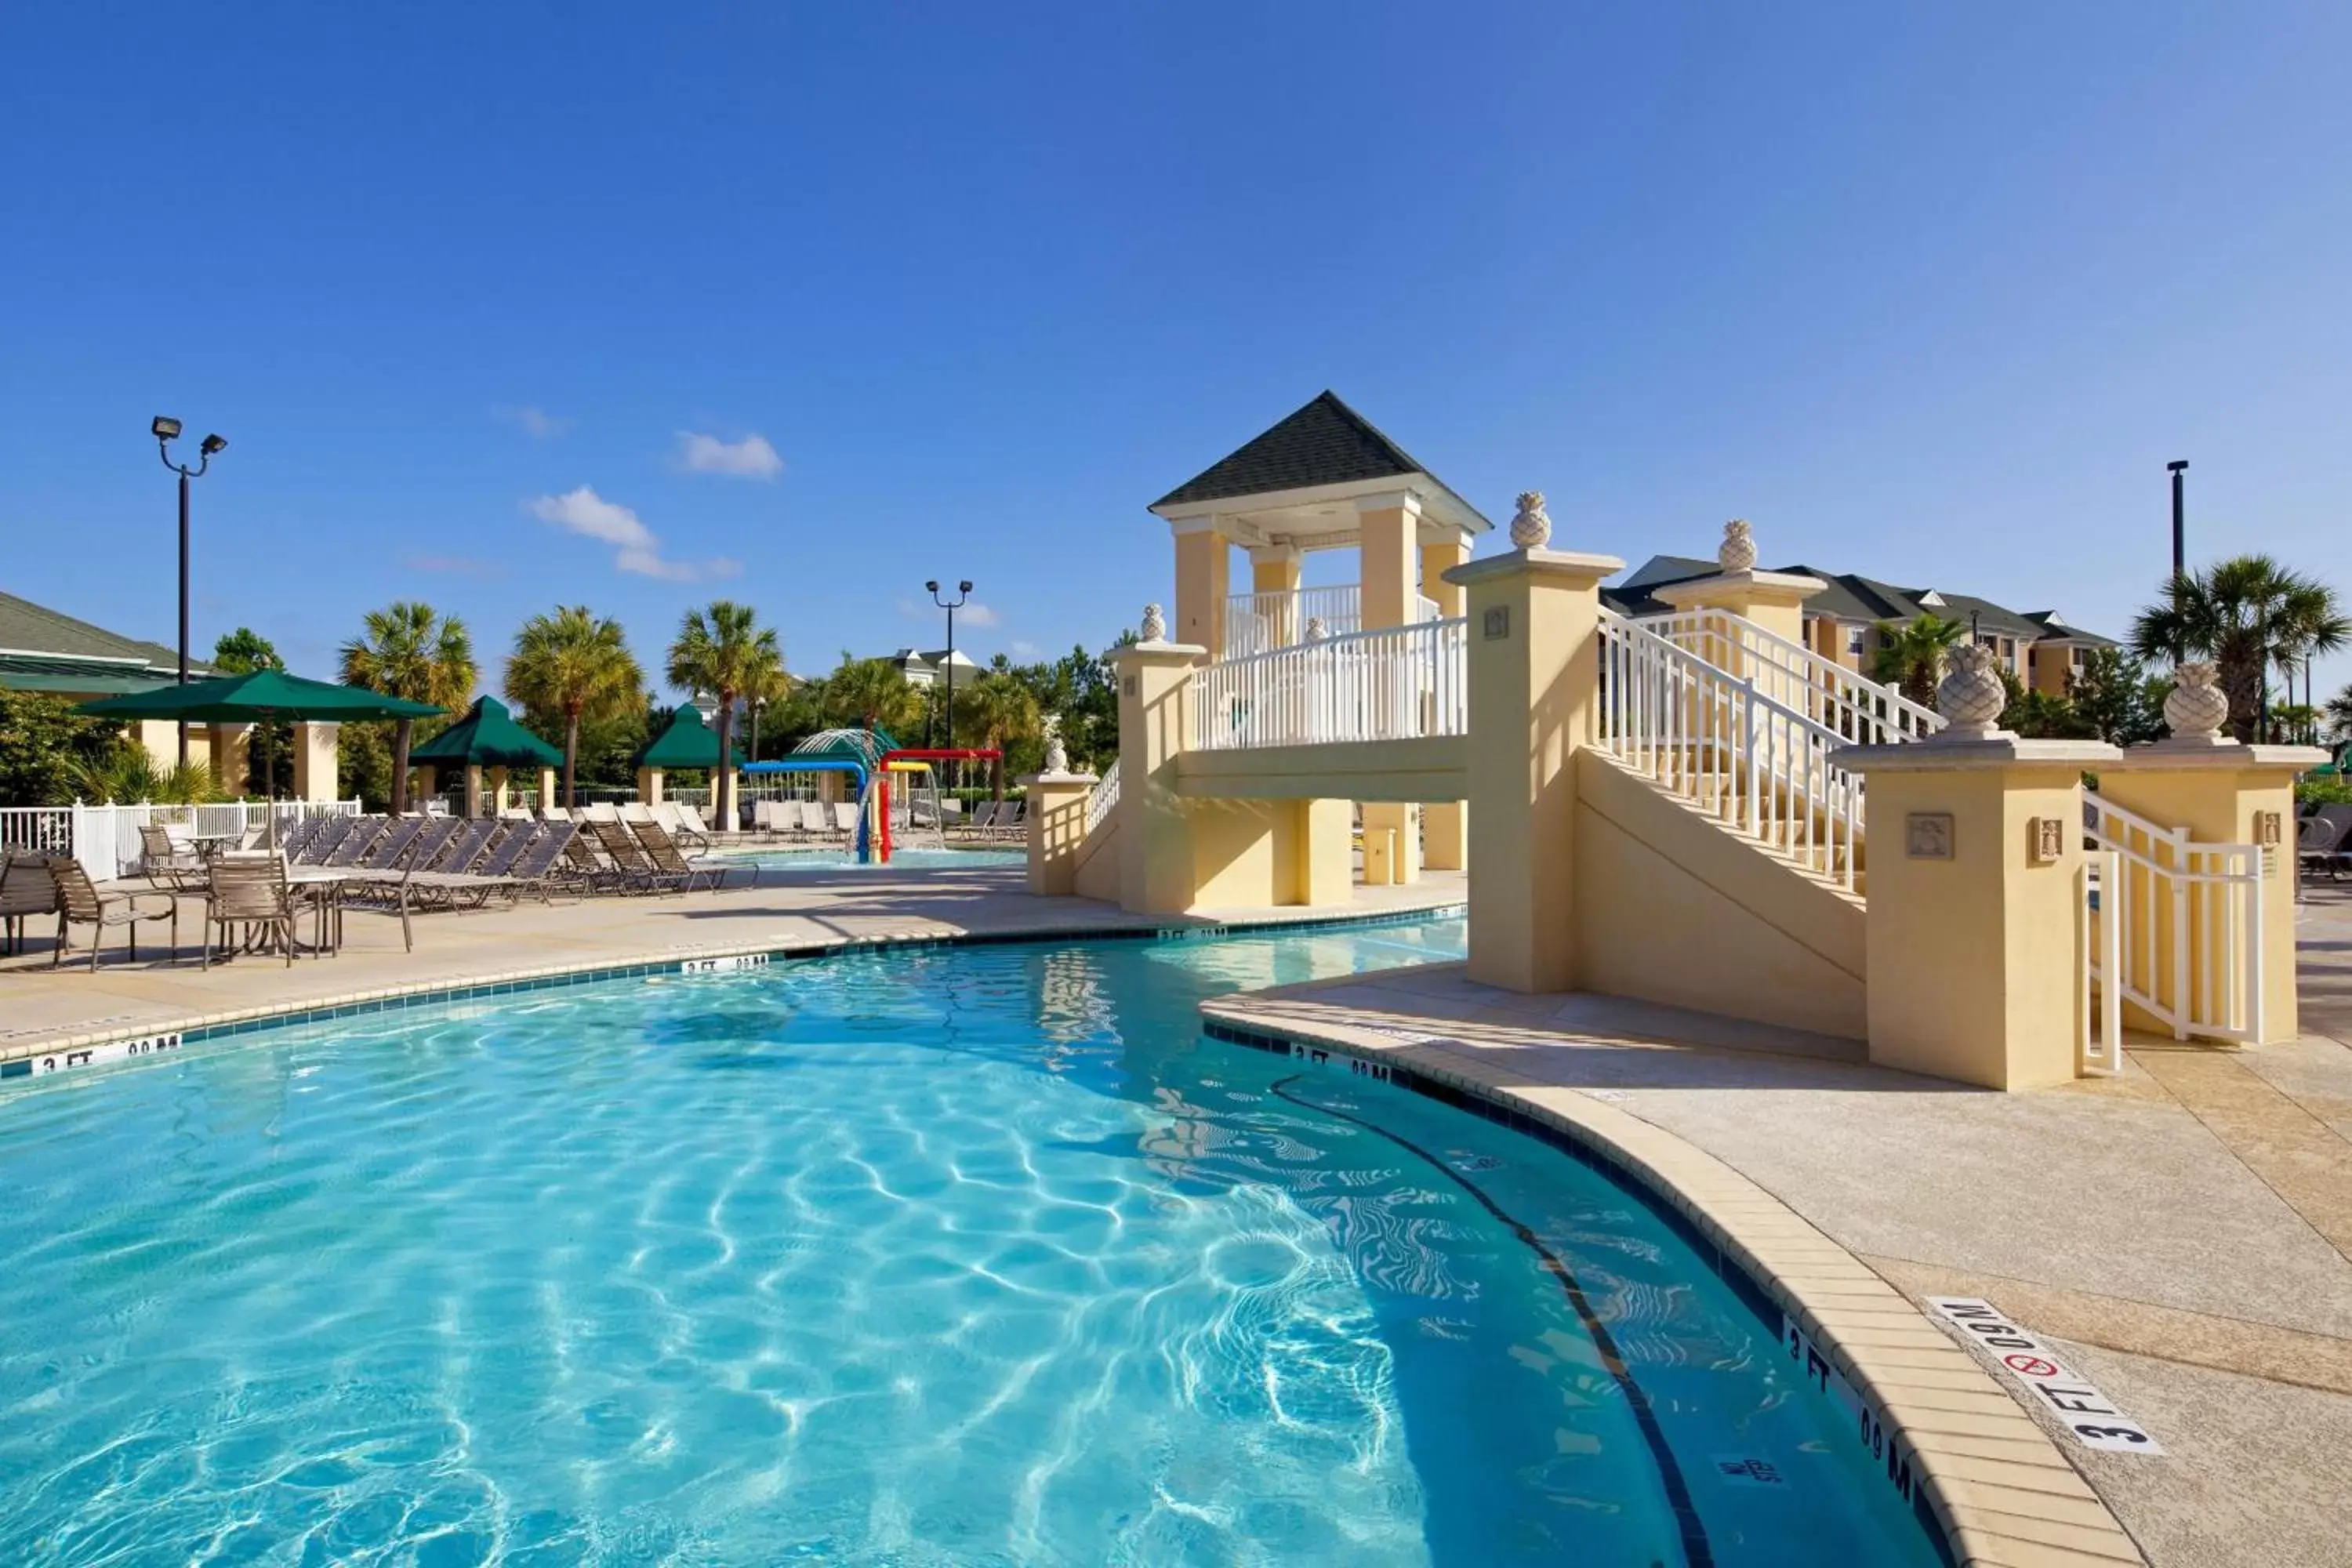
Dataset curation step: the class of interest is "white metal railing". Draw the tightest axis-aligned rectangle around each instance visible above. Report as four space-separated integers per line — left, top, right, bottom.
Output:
0 800 361 880
1219 583 1447 662
1195 618 1468 750
1633 607 1944 746
1085 759 1120 834
1596 610 1866 891
2085 792 2263 1043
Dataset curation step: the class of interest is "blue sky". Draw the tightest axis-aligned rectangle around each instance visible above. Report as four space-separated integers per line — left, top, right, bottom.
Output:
5 3 2348 702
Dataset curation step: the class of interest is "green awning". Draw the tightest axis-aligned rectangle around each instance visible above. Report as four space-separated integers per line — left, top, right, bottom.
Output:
636 703 745 769
74 668 445 724
408 695 564 769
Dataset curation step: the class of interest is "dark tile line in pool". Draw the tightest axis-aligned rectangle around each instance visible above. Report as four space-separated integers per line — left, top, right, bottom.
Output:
1203 1018 1957 1565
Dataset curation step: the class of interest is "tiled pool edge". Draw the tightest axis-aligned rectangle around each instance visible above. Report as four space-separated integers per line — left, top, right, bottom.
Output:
0 901 1465 1079
1201 1005 2150 1568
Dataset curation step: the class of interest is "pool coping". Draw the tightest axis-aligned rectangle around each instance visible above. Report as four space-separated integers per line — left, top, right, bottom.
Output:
1199 1000 2151 1568
0 901 1465 1080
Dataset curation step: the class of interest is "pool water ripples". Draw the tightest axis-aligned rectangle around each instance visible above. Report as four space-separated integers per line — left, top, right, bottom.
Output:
0 916 1936 1566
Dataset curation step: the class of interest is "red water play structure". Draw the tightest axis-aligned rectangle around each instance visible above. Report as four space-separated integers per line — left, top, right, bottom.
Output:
872 747 1000 862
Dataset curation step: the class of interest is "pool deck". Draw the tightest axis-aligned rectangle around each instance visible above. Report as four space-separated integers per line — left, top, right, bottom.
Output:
5 864 2348 1565
1206 877 2352 1568
0 863 1464 1062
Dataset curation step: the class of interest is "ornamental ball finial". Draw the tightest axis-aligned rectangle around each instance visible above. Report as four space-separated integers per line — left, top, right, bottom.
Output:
1509 491 1552 550
1140 603 1166 642
2162 661 2230 741
1042 712 1069 774
1935 641 2008 735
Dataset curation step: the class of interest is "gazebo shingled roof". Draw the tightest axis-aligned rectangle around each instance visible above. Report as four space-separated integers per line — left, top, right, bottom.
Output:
408 695 564 770
635 703 745 770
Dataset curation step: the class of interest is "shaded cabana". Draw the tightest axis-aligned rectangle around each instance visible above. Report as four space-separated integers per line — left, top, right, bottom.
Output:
633 703 745 806
408 695 564 816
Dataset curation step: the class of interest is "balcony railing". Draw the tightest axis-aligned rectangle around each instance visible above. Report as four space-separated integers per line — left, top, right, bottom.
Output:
1221 583 1445 661
1195 617 1468 750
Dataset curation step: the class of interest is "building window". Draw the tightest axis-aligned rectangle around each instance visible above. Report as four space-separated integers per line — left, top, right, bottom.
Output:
1846 625 1865 657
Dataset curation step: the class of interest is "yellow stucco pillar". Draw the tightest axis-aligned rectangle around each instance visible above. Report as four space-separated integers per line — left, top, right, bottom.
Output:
1359 498 1424 883
463 764 485 818
1838 736 2121 1088
637 766 665 805
1420 533 1471 870
2093 742 2325 1044
1247 546 1303 651
1115 637 1208 914
293 723 339 803
135 720 180 771
1652 568 1827 677
208 724 253 794
1444 536 1624 993
539 765 559 810
1173 528 1231 657
490 767 511 813
1023 770 1098 896
1286 798 1355 906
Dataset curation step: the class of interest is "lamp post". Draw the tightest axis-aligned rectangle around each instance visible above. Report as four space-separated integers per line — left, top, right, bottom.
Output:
153 416 227 771
927 579 971 750
2167 459 2189 583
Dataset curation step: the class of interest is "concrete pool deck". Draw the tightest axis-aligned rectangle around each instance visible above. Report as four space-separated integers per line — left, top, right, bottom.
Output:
5 863 2347 1564
1206 877 2352 1568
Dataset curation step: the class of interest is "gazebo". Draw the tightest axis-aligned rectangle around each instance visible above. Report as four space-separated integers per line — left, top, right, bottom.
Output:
633 703 744 806
408 695 564 816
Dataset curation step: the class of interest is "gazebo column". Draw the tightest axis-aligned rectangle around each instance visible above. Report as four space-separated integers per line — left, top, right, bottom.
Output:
1421 527 1471 872
1172 521 1232 658
637 766 665 805
463 765 485 818
1358 493 1422 884
539 765 558 810
208 724 254 793
490 767 511 814
1248 545 1301 648
293 723 339 803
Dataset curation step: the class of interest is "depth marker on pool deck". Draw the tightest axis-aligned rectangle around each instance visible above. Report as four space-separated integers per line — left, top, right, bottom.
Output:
1925 1297 2163 1454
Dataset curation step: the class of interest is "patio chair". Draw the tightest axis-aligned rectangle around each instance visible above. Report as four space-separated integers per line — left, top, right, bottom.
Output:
2302 806 2352 880
634 818 731 891
1 854 60 956
589 818 687 893
205 851 299 968
831 802 861 839
137 823 209 893
503 821 582 902
674 801 715 846
48 856 177 971
989 800 1025 838
965 801 998 837
559 823 620 893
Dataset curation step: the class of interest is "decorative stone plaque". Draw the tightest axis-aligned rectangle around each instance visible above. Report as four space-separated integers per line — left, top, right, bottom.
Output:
1906 812 1955 860
2027 816 2065 865
2253 810 2282 846
1483 606 1510 641
1120 675 1138 698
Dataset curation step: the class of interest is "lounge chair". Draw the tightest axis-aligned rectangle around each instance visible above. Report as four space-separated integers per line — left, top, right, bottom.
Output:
430 819 496 873
588 818 688 893
831 803 861 840
49 857 178 971
325 816 387 867
503 821 582 902
673 802 715 846
2301 805 2352 880
294 814 357 866
354 818 426 873
278 815 332 861
1 854 60 956
634 818 731 891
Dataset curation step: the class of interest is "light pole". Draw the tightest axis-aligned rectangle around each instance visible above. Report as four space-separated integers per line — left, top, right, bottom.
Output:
927 579 971 750
153 416 227 770
2167 459 2189 583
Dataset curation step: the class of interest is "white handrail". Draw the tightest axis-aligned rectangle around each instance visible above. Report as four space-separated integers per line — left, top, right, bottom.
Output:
2084 791 2263 1043
1633 607 1944 745
1596 609 1867 891
1084 759 1120 834
1195 618 1468 750
1221 583 1447 661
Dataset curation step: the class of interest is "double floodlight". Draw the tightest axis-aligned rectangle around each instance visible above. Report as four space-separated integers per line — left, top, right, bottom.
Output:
199 434 227 456
151 415 183 441
152 417 227 459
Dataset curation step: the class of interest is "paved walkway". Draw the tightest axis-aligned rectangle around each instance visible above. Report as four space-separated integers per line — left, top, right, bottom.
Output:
1203 876 2352 1568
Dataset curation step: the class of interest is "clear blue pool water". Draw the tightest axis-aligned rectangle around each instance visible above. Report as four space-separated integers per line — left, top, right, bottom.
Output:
0 919 1940 1567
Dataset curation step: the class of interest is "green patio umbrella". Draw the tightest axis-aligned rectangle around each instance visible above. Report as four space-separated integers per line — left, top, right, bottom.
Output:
77 669 445 833
408 695 564 771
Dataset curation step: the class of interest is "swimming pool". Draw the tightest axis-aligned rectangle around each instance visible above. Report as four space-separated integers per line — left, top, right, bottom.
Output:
0 919 1941 1566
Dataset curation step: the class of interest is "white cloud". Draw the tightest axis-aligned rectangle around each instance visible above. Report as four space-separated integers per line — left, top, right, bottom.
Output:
528 485 738 582
675 430 783 480
494 404 571 438
1010 640 1041 658
960 602 1000 628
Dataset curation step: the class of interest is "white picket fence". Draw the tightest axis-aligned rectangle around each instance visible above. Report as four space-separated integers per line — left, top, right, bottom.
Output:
1633 606 1944 746
2084 792 2264 1044
1193 617 1469 750
0 800 362 880
1595 609 1867 891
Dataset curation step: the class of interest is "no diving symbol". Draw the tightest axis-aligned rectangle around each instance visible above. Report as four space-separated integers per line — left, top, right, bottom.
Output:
2004 1354 2061 1378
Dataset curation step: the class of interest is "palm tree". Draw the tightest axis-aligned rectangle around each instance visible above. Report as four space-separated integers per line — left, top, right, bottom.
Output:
339 602 475 814
2131 556 2350 741
960 669 1041 800
666 601 781 833
504 607 645 808
818 653 924 736
743 662 795 763
2327 683 2352 746
1870 613 1967 709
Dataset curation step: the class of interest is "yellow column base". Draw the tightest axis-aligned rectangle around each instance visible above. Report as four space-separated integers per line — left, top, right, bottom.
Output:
1023 772 1097 897
1422 800 1467 871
